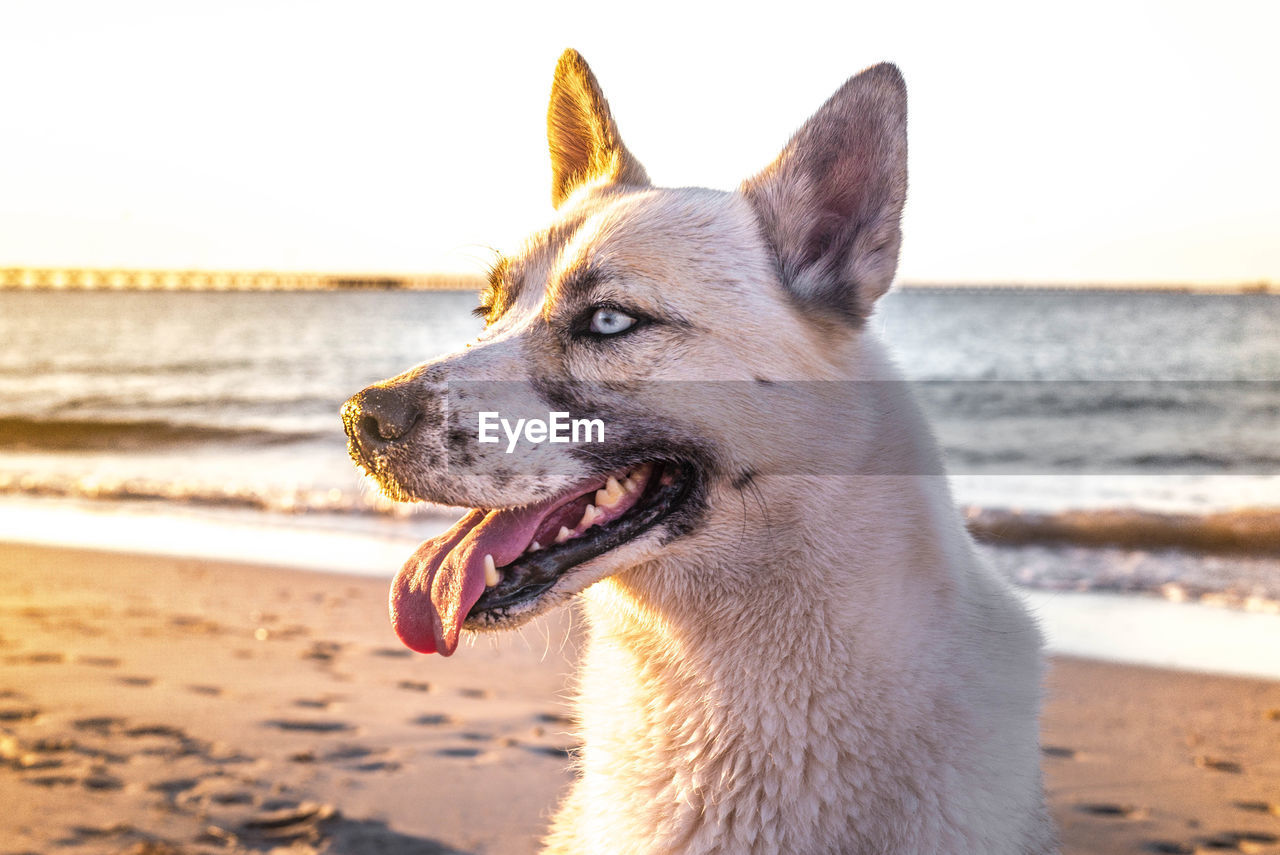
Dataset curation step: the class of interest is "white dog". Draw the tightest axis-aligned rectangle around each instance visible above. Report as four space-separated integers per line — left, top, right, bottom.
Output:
344 49 1055 854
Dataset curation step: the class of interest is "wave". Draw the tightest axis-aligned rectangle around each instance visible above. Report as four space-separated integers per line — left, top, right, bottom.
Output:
54 392 339 415
964 506 1280 555
0 416 332 451
0 471 419 517
1 468 1278 558
940 448 1280 473
0 357 266 378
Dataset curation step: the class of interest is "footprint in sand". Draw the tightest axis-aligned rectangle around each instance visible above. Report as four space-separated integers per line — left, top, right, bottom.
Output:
3 741 63 770
169 614 222 635
186 684 223 696
241 801 337 839
1074 802 1148 820
319 744 375 762
1142 842 1194 854
73 716 127 735
210 789 256 806
234 801 339 846
536 711 574 724
82 773 125 791
316 744 402 770
412 713 458 727
148 777 200 796
293 696 342 710
65 821 134 840
6 651 65 665
457 687 492 700
1194 755 1244 774
263 719 355 734
370 647 413 658
1234 800 1280 817
1196 831 1280 851
77 655 122 668
397 680 433 693
1040 745 1078 760
524 744 577 760
125 724 187 739
436 746 485 758
117 675 155 688
302 641 345 663
26 773 79 787
0 707 40 723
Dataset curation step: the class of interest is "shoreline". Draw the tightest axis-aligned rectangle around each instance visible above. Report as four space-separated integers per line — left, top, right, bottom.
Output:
1 542 1277 854
3 492 1280 681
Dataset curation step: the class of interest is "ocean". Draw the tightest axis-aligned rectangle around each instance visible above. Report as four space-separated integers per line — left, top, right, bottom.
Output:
1 286 1278 627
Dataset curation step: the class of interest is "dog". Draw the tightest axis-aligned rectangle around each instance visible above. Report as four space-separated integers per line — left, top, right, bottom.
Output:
343 49 1055 855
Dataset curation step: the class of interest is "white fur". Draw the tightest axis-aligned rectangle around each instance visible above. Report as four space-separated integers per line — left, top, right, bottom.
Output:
544 337 1054 854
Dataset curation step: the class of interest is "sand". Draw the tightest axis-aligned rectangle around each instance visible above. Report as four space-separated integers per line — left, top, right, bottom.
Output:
1 543 1278 855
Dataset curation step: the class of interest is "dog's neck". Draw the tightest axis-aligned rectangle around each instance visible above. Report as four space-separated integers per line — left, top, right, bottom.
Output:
566 359 989 846
569 478 981 852
552 338 1048 853
583 334 967 692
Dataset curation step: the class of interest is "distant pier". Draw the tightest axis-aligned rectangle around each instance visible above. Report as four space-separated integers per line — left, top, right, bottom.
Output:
0 268 481 291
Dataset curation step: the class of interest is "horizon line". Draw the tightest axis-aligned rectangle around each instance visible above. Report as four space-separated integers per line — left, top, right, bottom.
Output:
0 267 1274 295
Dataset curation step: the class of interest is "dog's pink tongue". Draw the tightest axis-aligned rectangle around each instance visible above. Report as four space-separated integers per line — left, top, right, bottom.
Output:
389 502 555 656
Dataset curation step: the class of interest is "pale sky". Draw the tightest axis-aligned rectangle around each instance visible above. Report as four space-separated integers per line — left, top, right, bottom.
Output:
1 0 1277 285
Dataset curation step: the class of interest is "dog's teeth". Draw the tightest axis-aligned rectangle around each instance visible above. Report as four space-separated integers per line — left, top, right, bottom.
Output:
529 540 542 552
623 463 652 494
555 526 573 544
596 476 624 508
579 504 598 529
483 553 500 587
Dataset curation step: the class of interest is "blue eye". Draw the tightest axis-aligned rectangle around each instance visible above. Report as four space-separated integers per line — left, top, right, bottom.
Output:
589 307 637 335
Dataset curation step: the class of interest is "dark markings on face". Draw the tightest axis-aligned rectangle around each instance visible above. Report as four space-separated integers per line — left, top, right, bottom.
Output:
447 426 475 467
447 426 471 451
731 469 756 490
554 264 605 305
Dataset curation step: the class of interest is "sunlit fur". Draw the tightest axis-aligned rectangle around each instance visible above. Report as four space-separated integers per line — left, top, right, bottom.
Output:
359 50 1055 853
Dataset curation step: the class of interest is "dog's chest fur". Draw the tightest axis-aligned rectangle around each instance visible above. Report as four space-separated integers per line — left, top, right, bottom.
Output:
544 454 1054 854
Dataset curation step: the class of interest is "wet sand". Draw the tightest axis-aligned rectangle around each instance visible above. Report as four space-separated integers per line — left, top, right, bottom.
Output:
1 543 1278 854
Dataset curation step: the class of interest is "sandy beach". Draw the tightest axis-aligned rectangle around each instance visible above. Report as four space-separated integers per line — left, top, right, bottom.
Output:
2 543 1278 855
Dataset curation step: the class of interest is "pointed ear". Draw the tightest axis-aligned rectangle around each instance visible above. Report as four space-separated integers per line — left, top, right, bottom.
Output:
547 49 650 208
742 63 908 324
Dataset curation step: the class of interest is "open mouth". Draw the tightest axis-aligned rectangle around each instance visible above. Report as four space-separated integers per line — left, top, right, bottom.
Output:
390 460 696 656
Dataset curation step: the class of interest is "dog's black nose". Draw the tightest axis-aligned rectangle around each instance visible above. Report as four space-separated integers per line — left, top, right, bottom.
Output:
342 385 422 452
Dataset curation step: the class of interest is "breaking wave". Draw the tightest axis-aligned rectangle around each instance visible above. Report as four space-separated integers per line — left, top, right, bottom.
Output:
965 506 1280 555
2 467 1278 557
0 416 332 451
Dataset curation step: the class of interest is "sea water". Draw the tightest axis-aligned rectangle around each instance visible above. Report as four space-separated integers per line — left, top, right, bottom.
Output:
2 286 1278 672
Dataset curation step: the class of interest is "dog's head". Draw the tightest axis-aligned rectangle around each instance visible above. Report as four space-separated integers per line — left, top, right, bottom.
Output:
343 50 907 655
